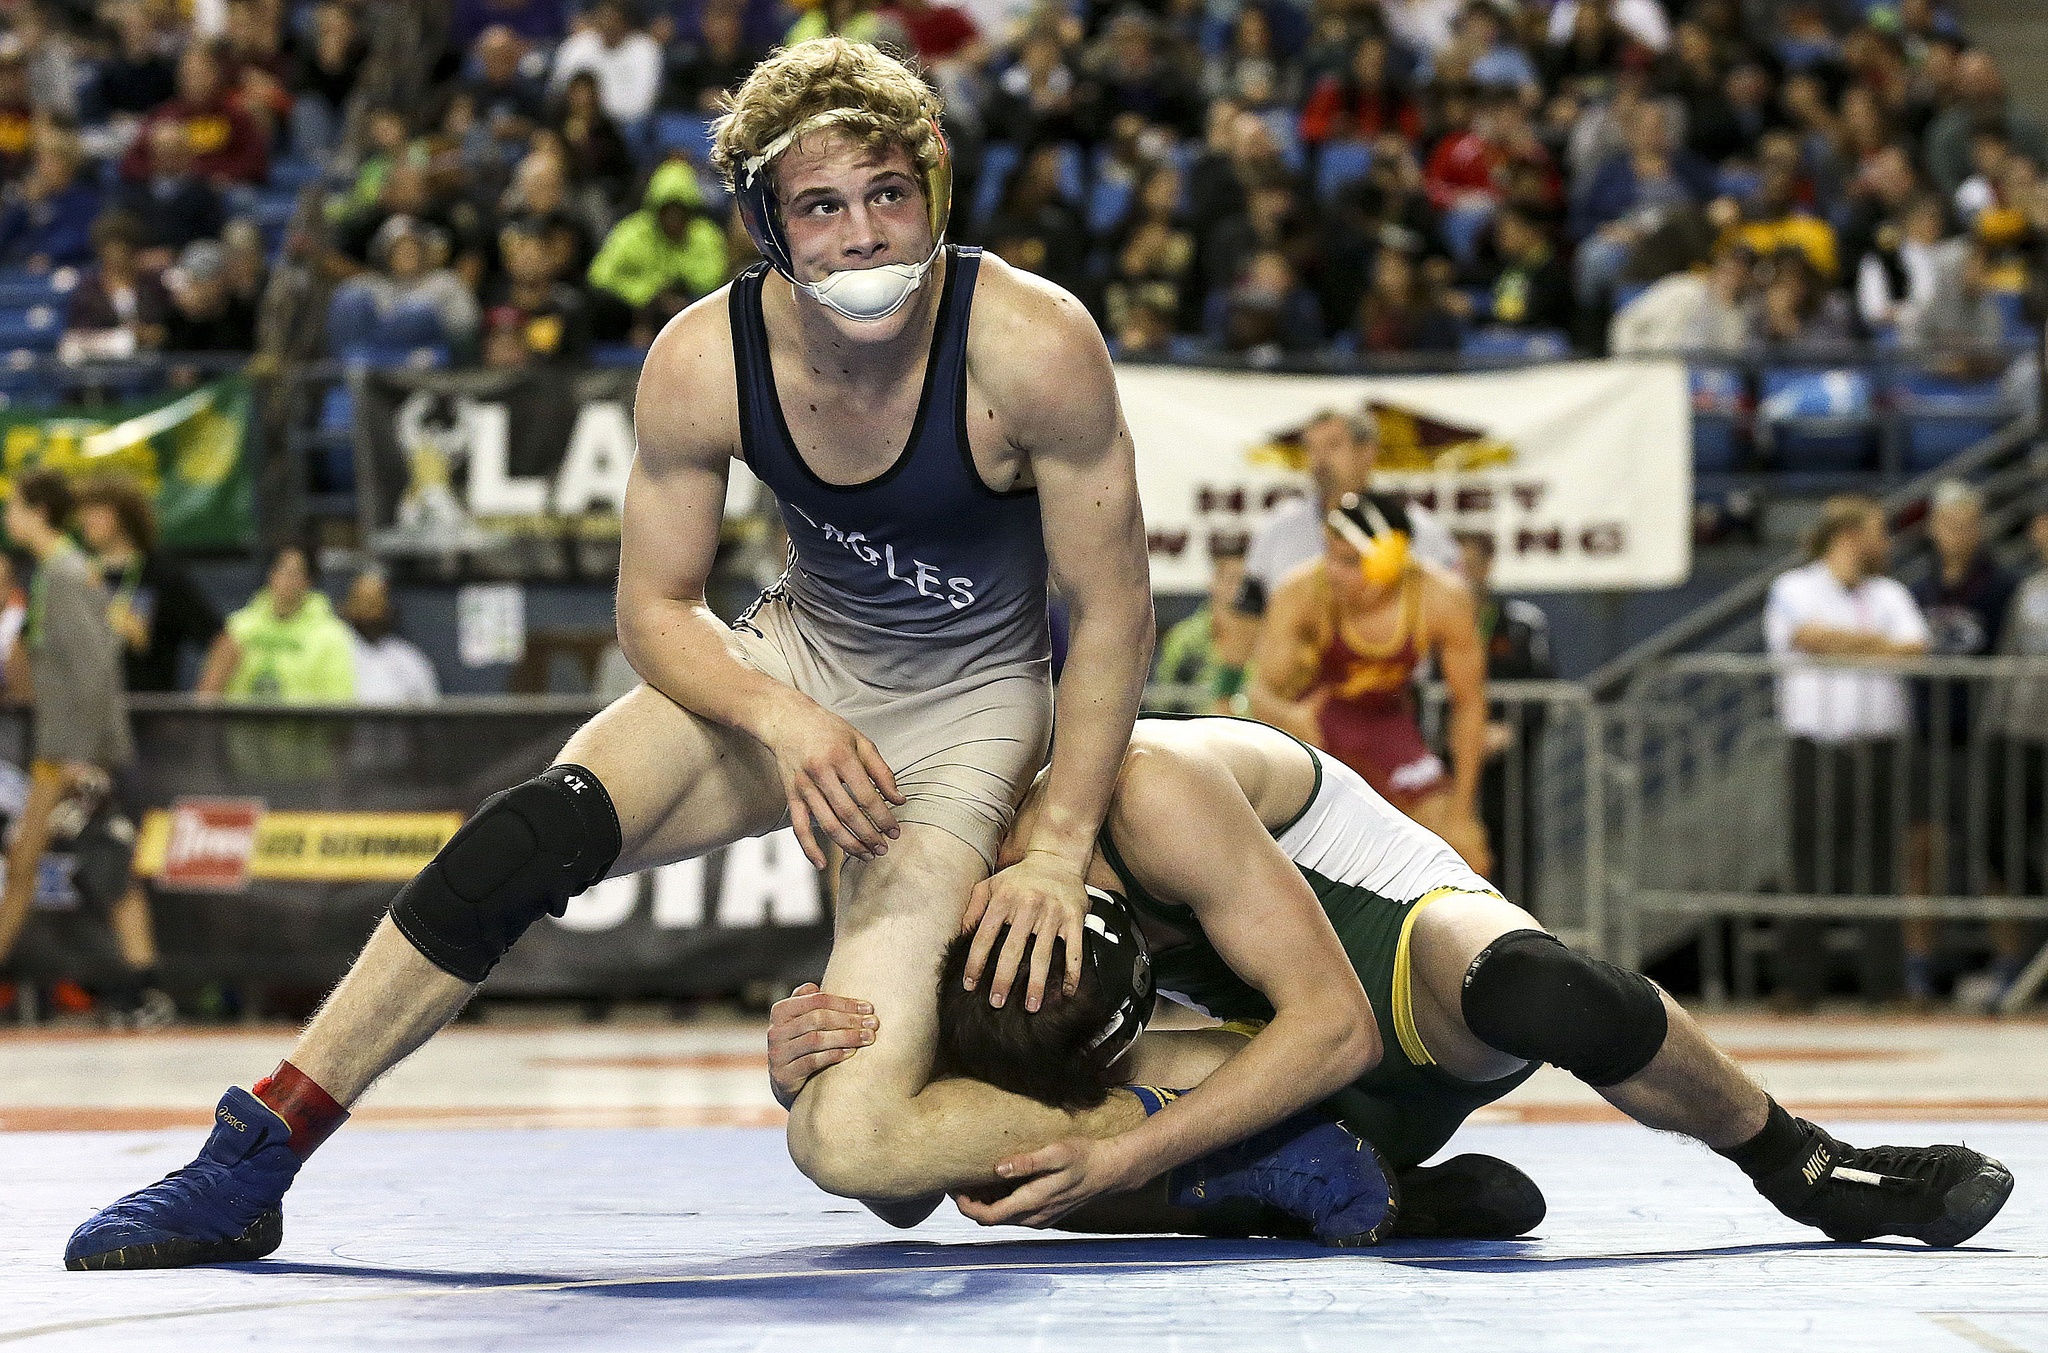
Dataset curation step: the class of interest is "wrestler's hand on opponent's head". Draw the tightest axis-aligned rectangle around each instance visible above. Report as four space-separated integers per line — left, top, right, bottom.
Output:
766 982 876 1109
959 852 1089 1013
755 692 907 868
952 1135 1142 1229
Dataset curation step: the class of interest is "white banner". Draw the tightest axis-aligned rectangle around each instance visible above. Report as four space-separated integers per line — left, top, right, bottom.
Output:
1117 359 1692 593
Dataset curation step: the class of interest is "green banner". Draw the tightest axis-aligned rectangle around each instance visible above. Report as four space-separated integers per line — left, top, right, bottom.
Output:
0 378 254 549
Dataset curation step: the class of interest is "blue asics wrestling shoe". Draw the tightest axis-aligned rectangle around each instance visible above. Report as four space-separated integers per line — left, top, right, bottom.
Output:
65 1087 300 1271
1171 1111 1398 1247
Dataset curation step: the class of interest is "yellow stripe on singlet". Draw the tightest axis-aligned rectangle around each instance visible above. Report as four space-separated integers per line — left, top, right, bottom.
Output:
1391 886 1497 1068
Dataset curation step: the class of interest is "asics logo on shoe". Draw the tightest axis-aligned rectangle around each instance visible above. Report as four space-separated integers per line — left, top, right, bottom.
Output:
218 1107 247 1132
1801 1146 1831 1186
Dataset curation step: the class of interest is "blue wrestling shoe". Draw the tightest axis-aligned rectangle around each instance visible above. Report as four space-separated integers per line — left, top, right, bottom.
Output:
1170 1111 1398 1247
65 1088 300 1270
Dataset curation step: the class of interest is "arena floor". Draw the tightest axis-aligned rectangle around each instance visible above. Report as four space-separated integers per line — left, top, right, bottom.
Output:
4 1012 2045 1351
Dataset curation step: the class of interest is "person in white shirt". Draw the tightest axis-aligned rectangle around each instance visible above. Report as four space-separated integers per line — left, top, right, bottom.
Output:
340 569 440 706
549 0 663 128
1763 493 1930 1008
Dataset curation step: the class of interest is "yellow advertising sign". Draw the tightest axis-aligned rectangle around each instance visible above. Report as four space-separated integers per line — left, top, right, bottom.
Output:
136 806 464 886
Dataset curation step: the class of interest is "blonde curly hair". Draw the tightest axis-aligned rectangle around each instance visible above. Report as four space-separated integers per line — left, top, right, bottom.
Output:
710 38 945 193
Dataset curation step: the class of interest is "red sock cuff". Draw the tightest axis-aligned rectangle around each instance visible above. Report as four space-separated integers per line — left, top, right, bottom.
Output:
252 1060 349 1159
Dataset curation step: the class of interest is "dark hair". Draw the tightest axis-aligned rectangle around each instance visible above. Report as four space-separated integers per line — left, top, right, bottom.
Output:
74 473 158 552
13 466 75 530
1456 529 1496 557
262 537 319 582
90 209 145 253
935 928 1115 1111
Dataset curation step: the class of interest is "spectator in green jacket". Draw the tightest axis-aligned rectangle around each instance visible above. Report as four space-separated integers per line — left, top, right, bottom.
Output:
587 159 729 343
197 542 356 702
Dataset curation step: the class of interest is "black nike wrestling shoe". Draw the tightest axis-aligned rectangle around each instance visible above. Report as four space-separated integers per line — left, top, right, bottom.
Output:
1754 1122 2014 1247
1391 1154 1546 1240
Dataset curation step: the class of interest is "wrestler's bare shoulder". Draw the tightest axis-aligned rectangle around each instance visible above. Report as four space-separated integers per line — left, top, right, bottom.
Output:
632 288 742 474
963 254 1115 428
1120 716 1318 835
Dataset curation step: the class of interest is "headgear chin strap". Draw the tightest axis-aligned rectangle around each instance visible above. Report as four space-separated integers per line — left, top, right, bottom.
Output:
734 108 952 323
1079 886 1157 1073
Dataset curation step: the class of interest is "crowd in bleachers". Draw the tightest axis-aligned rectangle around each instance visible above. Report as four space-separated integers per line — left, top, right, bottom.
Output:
0 0 2031 468
279 0 2043 374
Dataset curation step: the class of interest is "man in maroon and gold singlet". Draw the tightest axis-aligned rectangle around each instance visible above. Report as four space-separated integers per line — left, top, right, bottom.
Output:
1249 491 1492 875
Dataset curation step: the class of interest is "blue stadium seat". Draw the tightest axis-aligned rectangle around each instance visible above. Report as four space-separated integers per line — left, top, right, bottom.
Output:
1689 366 1746 472
1051 143 1086 204
269 157 325 193
971 141 1021 230
1258 110 1306 172
653 112 718 163
0 364 60 409
590 342 646 368
1459 327 1568 361
0 275 63 308
1760 366 1877 471
1459 285 1493 321
1313 139 1373 200
1991 290 2031 347
1889 367 2015 472
1441 202 1495 265
1085 174 1135 237
0 305 63 353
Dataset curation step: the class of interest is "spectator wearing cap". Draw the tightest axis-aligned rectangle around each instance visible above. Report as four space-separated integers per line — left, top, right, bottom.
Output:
549 0 663 130
287 0 367 166
484 216 593 365
60 211 170 361
163 240 258 353
340 570 439 706
73 473 222 694
586 160 728 342
0 126 102 271
197 542 355 702
111 121 228 264
326 215 480 358
119 43 268 187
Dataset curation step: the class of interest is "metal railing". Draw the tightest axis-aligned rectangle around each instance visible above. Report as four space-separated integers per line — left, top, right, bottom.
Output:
1614 654 2048 1008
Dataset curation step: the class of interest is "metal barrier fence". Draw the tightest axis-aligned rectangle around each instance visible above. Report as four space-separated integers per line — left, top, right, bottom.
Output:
1615 654 2048 1009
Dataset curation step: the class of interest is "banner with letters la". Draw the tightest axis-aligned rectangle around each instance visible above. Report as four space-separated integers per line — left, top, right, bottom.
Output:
1117 359 1691 593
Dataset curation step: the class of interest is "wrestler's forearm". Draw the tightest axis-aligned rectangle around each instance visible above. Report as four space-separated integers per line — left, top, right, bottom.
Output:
616 595 806 740
1026 601 1153 865
1108 1005 1378 1186
1447 698 1485 809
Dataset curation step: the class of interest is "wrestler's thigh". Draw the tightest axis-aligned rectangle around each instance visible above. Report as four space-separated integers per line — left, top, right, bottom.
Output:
1407 891 1546 1082
558 682 787 874
1120 1026 1251 1090
800 823 988 1111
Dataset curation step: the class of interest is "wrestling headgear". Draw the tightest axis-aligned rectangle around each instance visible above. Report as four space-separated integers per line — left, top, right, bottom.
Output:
1079 886 1157 1073
734 108 952 322
1327 491 1413 588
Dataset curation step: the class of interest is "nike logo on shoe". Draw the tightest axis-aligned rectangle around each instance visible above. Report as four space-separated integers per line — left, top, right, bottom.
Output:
1801 1146 1831 1186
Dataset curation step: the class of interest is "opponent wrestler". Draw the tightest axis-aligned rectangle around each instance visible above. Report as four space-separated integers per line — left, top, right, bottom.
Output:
1250 491 1492 875
771 714 2014 1247
64 41 1395 1271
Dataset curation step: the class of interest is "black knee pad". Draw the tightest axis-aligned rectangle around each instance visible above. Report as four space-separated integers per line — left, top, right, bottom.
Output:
1459 930 1667 1088
389 764 622 983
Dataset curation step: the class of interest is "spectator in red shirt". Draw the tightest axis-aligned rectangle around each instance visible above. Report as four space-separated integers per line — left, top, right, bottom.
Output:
879 0 981 65
1300 34 1421 148
119 43 269 188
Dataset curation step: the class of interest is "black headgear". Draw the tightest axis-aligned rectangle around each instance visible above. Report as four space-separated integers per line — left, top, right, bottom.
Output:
1080 886 1156 1072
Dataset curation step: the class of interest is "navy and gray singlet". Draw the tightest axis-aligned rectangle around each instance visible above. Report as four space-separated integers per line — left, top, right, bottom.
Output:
729 246 1051 680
